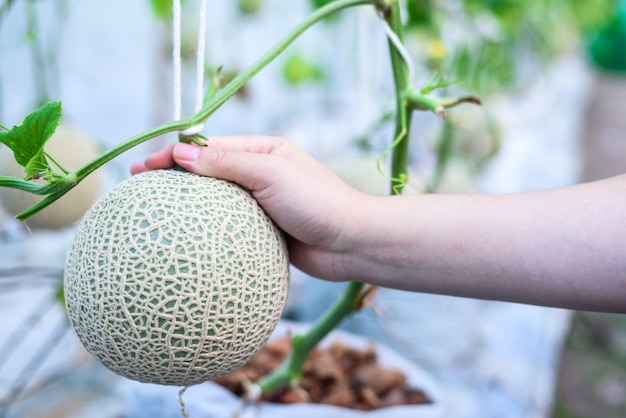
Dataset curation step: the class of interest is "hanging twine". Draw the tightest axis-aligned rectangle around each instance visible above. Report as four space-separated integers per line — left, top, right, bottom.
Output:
378 12 414 83
173 0 207 136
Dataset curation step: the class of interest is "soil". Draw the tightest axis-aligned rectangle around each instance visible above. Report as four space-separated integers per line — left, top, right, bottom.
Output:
214 337 432 411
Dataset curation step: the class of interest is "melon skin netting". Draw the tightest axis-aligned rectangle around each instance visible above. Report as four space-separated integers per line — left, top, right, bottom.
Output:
64 169 290 386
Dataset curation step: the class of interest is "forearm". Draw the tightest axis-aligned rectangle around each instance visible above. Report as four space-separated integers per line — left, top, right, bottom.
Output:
346 175 626 313
137 138 625 312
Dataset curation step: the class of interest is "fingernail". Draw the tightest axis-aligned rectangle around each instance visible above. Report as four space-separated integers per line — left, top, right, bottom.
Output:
175 143 201 161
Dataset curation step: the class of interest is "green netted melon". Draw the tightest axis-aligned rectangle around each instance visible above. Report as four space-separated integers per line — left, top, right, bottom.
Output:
64 169 290 386
0 123 103 229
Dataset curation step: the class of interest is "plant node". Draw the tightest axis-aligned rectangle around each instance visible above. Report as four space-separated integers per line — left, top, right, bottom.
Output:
356 285 379 310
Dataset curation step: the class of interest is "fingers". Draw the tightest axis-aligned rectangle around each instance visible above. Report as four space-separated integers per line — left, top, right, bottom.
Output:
130 161 148 175
131 136 303 195
130 144 176 175
173 141 281 193
131 136 292 174
205 135 288 156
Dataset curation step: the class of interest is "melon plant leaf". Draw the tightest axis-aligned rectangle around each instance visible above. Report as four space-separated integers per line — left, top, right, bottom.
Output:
406 0 433 28
24 149 49 179
149 0 171 20
282 53 325 85
149 0 187 21
0 101 61 180
420 72 462 95
309 0 336 9
308 0 341 22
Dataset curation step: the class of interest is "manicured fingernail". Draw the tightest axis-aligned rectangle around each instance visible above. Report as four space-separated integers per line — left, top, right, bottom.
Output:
175 143 201 161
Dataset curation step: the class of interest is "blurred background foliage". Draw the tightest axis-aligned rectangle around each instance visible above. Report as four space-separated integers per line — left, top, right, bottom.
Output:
128 0 626 93
2 0 624 94
299 0 625 93
587 0 626 72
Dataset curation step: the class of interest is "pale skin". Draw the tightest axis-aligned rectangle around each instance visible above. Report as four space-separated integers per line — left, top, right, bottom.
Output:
131 136 626 313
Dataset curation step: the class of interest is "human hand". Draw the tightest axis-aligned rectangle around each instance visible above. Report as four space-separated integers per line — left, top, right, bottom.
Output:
131 136 368 282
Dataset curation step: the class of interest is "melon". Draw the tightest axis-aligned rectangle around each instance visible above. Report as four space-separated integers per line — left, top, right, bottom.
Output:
0 123 103 230
64 169 290 386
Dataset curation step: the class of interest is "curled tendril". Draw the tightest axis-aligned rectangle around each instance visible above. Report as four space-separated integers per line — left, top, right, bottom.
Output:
376 127 409 196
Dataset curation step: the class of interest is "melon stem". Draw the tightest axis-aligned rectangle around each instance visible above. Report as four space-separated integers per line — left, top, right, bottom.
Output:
256 281 366 393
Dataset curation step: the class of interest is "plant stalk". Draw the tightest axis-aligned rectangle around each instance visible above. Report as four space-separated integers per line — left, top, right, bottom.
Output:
257 281 365 393
385 0 414 196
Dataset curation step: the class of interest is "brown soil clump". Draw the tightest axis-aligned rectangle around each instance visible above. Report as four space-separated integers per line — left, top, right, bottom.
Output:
215 337 432 411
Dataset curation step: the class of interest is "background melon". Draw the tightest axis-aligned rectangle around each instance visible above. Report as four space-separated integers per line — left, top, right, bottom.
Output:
0 123 103 229
63 169 290 386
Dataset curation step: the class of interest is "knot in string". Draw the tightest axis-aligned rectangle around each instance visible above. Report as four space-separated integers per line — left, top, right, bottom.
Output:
180 123 205 137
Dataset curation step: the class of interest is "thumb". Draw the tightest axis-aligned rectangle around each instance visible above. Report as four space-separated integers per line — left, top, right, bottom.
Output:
172 142 275 193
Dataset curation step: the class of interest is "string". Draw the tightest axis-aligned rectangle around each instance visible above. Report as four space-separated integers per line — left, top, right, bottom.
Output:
195 0 207 113
379 15 415 82
173 0 207 136
173 0 182 122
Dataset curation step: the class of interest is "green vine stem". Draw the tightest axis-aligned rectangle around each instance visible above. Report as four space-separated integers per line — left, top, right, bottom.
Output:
256 281 366 394
385 0 413 196
244 0 416 402
4 0 374 221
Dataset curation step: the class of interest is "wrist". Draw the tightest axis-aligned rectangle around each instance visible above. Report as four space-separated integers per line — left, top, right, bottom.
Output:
332 194 402 284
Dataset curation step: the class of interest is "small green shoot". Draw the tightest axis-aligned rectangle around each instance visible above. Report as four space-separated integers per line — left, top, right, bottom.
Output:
0 101 63 182
420 72 462 95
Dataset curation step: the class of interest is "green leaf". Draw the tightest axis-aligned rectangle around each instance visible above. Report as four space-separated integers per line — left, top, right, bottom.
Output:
282 53 325 85
237 0 263 15
307 0 342 22
309 0 337 10
24 148 48 179
149 0 171 20
420 73 462 95
406 0 433 28
149 0 187 22
587 0 626 72
0 101 62 180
